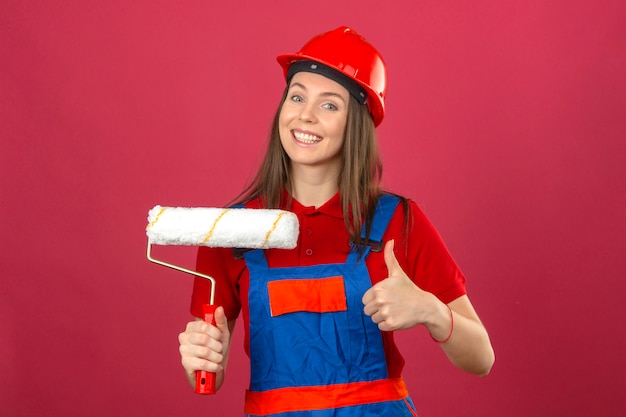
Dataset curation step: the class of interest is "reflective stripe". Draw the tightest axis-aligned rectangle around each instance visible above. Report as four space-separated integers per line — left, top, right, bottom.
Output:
244 378 409 415
404 398 419 417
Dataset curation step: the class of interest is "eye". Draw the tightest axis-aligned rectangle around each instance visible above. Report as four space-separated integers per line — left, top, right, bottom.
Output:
290 94 304 103
322 102 338 111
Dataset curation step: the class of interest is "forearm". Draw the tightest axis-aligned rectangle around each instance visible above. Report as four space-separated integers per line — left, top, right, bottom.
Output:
425 295 495 376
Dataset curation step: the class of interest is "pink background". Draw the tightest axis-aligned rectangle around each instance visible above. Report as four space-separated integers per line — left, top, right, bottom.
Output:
2 1 625 416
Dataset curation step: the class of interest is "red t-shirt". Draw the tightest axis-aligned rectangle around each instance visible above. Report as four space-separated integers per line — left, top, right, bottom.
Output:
190 192 466 378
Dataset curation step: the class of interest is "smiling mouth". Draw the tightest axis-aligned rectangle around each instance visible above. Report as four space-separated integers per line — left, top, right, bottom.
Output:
293 130 323 144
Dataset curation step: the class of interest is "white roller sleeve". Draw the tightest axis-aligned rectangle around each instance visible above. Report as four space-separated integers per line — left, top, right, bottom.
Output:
146 205 299 249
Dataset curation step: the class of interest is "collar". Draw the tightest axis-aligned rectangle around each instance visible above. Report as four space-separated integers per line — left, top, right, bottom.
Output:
283 190 344 220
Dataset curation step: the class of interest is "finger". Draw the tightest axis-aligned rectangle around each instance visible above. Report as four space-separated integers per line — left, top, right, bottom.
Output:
180 330 225 363
185 319 206 333
362 287 374 305
383 239 402 276
362 299 376 317
180 320 219 348
369 311 384 324
180 347 223 373
377 321 391 332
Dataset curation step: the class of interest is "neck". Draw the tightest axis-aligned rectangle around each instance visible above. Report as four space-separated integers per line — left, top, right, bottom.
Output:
289 164 340 208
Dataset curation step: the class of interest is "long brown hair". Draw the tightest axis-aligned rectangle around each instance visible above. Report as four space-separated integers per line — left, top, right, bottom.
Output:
231 87 384 247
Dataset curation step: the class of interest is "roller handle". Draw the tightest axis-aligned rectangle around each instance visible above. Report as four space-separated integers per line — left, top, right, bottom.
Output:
195 304 217 395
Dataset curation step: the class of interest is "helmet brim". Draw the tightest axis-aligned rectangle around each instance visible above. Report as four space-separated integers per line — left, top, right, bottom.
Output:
276 53 385 127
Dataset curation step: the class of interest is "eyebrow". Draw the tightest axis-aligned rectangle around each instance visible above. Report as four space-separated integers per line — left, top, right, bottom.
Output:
289 82 348 104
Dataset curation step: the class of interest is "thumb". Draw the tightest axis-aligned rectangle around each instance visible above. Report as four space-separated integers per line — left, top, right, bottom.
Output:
214 306 229 334
384 239 402 276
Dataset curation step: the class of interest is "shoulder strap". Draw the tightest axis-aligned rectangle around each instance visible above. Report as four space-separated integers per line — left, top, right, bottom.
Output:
362 193 401 252
230 203 252 259
346 193 400 262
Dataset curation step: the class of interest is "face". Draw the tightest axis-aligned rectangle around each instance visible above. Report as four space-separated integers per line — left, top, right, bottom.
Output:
279 71 349 175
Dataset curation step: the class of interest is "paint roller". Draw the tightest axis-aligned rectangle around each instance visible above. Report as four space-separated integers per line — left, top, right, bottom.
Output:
146 205 299 394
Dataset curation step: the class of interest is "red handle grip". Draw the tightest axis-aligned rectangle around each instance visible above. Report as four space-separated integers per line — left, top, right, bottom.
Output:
195 304 217 395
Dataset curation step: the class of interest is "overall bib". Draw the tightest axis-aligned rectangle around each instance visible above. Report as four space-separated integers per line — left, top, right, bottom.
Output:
243 195 418 417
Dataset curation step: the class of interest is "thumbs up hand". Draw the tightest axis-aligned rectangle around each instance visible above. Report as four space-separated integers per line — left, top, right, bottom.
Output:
362 240 439 331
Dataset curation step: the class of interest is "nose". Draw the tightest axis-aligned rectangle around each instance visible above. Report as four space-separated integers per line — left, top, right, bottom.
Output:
298 102 317 123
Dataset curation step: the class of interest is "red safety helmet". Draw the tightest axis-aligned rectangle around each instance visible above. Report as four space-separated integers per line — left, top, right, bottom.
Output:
277 26 388 126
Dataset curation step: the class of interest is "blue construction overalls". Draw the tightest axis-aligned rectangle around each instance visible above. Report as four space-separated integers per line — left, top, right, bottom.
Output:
242 194 418 416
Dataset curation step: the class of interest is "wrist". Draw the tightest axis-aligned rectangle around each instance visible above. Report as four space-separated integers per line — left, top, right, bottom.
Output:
427 301 454 343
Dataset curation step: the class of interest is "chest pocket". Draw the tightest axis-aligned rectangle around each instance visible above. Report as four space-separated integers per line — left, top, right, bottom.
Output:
268 276 347 316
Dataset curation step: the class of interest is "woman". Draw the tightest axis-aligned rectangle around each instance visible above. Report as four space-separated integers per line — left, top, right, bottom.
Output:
179 26 495 416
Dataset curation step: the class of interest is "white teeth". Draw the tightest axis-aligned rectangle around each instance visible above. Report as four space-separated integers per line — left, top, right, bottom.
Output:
293 131 322 144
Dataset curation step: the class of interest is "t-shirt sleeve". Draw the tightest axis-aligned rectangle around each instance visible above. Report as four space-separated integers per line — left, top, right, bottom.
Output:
388 199 467 304
190 246 243 321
